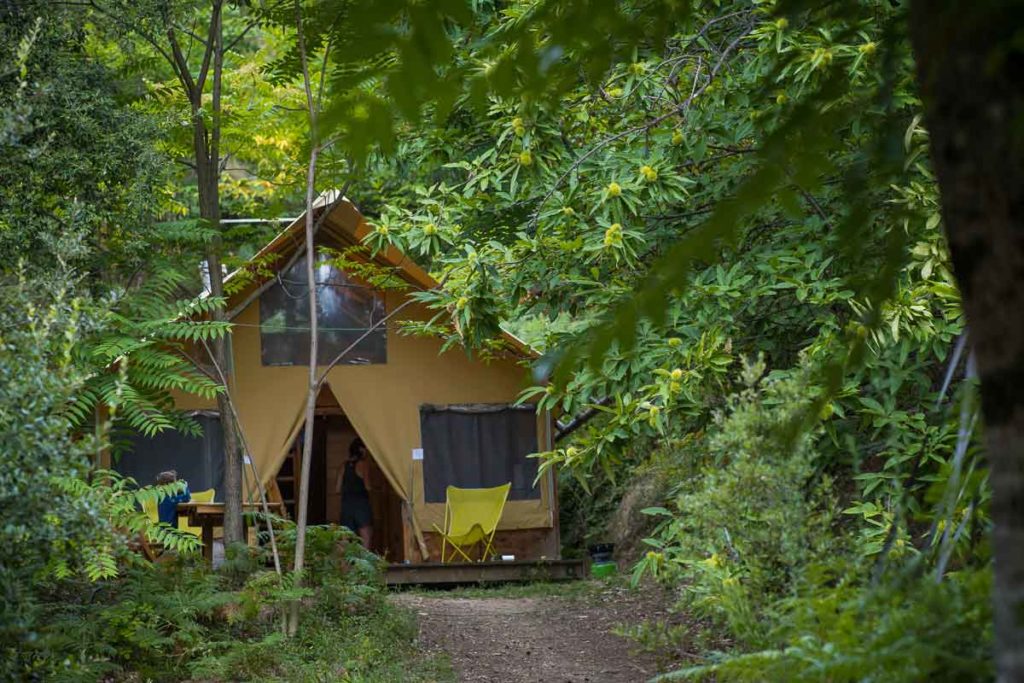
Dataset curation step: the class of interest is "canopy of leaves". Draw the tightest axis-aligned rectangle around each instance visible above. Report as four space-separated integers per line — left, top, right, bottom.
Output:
304 1 986 677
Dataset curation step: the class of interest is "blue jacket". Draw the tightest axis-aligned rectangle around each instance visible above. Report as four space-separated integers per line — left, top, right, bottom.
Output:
158 483 191 526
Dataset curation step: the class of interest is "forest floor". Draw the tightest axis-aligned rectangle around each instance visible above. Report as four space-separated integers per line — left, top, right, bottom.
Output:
392 580 687 682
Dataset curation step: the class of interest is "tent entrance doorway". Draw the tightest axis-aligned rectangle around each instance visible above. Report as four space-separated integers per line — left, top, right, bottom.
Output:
274 387 405 561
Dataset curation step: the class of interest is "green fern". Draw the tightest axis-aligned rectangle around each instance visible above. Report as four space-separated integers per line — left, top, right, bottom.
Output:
49 470 202 582
67 267 228 439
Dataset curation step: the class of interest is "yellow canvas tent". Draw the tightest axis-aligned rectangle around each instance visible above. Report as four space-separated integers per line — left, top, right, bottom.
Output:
165 196 559 563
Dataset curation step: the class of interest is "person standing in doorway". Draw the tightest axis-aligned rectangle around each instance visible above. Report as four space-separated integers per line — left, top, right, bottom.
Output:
337 438 373 548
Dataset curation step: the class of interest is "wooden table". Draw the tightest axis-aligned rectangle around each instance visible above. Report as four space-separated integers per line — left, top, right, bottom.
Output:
177 502 284 565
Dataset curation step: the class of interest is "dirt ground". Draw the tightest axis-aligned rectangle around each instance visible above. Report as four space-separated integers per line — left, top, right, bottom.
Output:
393 583 683 682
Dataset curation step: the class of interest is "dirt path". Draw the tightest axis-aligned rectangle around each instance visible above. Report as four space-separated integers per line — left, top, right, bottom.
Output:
394 584 680 682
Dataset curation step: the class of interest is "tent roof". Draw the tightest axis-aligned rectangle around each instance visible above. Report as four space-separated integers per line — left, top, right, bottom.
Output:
222 194 537 360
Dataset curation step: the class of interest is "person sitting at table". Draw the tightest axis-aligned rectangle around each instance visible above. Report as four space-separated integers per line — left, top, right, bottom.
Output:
155 470 191 526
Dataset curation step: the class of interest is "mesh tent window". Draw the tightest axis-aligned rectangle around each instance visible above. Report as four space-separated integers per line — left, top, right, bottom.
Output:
113 413 225 498
259 239 387 366
420 404 540 503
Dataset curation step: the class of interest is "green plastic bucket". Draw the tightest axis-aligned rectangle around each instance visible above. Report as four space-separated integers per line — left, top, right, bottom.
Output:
591 561 617 578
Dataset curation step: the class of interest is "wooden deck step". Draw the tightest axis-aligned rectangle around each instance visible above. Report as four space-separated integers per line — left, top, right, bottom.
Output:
385 559 585 586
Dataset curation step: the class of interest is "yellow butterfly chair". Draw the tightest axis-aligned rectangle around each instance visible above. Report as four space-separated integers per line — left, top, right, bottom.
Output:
178 488 216 536
142 498 159 525
431 483 510 563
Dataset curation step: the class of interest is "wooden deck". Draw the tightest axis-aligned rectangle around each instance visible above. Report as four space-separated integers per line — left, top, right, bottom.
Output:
386 559 586 586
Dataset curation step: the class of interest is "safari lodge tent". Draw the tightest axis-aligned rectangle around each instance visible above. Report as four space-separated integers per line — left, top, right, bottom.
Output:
113 196 560 564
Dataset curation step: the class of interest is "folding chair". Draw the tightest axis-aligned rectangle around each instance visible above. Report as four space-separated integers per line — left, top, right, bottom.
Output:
142 498 159 524
431 483 510 563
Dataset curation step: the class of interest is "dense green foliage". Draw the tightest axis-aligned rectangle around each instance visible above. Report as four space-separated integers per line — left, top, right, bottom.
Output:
0 5 166 281
0 287 93 668
330 1 988 679
14 526 447 682
0 0 999 679
1 8 176 670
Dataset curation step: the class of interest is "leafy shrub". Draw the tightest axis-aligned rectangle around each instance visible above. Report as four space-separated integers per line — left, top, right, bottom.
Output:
659 568 992 682
630 358 992 681
13 519 445 682
0 288 98 677
26 562 226 681
273 522 385 588
188 526 447 683
190 592 450 683
636 368 838 636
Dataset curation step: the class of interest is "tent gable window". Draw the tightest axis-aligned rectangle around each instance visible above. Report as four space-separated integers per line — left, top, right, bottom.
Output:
259 239 387 367
114 413 225 497
420 404 540 503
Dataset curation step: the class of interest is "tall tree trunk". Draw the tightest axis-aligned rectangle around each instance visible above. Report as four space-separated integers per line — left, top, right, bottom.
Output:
288 144 320 636
196 145 243 545
97 0 244 544
288 1 320 635
191 2 243 546
908 1 1024 679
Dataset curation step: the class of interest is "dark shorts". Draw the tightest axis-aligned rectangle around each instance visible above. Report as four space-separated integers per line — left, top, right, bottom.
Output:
342 496 372 531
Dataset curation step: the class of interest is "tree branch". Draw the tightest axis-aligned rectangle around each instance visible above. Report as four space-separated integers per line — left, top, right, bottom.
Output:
224 17 260 54
73 1 180 88
314 297 420 390
528 22 755 228
194 0 223 96
165 23 197 99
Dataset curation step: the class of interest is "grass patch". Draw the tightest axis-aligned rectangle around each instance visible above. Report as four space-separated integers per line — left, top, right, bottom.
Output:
190 592 453 682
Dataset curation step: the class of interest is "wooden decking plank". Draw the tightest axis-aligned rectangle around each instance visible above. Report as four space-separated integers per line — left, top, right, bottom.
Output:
385 559 585 586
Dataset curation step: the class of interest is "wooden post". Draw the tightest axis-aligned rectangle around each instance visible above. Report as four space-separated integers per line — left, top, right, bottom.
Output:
202 522 214 566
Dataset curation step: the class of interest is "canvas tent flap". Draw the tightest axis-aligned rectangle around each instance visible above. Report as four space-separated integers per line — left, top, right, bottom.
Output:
229 302 311 494
326 373 410 501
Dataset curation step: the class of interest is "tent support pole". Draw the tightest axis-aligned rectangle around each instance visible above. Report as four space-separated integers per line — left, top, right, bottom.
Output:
244 448 282 575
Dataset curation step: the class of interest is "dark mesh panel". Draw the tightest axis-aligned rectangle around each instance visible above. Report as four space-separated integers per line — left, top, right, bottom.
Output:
114 415 225 498
420 405 540 503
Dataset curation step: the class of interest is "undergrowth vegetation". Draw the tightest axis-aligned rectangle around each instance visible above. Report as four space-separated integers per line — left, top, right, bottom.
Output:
13 527 449 682
630 365 991 680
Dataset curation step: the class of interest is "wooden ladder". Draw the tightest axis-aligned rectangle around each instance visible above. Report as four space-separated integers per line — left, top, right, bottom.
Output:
273 442 300 520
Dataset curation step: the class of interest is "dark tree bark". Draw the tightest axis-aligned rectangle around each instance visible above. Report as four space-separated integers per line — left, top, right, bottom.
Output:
908 1 1024 678
197 3 243 546
164 0 243 544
